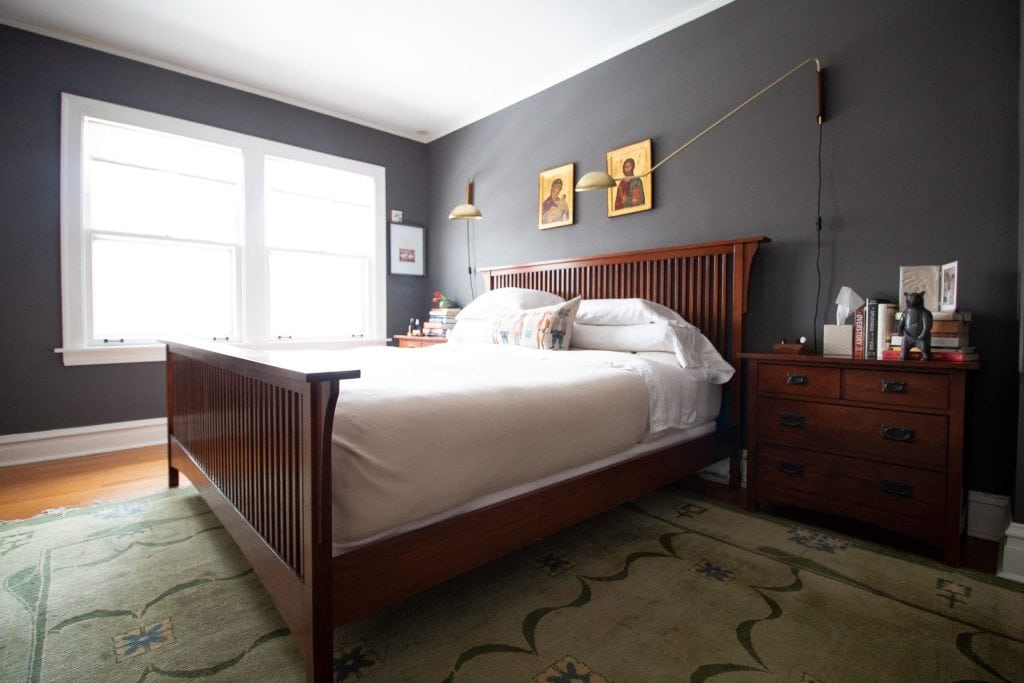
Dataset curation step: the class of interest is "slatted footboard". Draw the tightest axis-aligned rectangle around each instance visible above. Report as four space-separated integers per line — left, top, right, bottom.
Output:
165 341 359 681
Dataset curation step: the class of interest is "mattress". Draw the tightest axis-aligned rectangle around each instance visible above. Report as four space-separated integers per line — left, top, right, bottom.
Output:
329 344 724 553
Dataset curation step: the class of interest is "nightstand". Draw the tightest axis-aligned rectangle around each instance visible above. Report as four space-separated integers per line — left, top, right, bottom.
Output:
741 353 978 565
393 334 447 348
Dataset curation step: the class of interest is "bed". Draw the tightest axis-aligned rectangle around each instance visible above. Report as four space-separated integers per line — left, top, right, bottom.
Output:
165 235 767 681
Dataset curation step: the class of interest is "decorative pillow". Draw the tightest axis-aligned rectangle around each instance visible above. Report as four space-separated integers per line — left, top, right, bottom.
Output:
490 297 581 350
457 287 565 320
575 298 691 327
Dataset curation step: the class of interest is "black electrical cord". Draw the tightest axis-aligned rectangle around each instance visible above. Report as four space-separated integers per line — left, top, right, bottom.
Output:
466 220 476 300
812 120 823 351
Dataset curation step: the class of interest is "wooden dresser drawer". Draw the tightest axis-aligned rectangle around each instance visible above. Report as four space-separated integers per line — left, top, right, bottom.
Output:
757 397 948 470
842 369 949 410
757 444 946 522
757 363 840 399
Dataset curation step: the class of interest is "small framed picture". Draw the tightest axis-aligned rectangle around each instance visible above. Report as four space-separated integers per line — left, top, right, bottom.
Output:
390 224 424 276
606 139 653 217
940 260 958 311
538 163 574 229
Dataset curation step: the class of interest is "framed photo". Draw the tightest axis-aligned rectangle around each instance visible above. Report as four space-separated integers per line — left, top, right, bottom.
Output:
538 163 574 229
898 264 941 312
940 260 958 311
389 224 424 276
606 139 653 217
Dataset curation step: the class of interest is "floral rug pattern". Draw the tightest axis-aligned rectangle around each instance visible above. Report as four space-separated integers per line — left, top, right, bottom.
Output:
2 485 1022 682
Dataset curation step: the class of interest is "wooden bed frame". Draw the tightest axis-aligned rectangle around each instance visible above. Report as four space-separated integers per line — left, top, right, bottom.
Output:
165 235 767 681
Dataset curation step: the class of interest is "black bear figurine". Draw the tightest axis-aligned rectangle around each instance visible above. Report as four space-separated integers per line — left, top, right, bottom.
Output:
898 291 933 361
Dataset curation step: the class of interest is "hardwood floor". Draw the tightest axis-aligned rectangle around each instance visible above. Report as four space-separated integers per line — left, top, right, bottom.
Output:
0 450 997 574
0 445 185 521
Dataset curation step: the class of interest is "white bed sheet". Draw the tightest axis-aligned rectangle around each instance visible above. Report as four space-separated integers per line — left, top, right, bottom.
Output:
330 344 724 553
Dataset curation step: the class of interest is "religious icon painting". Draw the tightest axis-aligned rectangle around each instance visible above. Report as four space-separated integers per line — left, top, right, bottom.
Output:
606 139 652 218
538 163 574 229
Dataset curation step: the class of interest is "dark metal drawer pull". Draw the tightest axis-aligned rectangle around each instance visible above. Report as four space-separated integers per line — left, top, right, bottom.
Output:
881 479 914 497
881 424 915 442
779 412 806 427
779 460 806 476
785 372 808 385
881 379 907 394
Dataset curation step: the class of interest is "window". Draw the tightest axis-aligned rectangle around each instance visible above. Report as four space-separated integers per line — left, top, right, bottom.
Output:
60 94 386 365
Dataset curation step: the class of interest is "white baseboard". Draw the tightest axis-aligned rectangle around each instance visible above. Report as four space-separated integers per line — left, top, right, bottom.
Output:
998 522 1024 584
0 418 167 467
966 490 1012 542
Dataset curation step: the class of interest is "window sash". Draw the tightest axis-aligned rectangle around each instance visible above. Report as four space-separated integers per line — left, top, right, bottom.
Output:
60 94 387 364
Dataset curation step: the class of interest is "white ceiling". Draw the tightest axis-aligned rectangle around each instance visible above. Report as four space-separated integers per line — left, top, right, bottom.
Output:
0 0 732 142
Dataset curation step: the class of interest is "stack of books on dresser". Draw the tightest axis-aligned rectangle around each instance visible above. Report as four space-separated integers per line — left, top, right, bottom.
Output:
422 307 460 337
881 309 977 361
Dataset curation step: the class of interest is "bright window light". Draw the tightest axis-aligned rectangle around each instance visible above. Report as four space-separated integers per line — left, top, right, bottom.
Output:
60 94 387 364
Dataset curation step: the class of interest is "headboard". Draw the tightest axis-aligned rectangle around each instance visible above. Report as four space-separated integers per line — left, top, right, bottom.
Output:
478 235 769 423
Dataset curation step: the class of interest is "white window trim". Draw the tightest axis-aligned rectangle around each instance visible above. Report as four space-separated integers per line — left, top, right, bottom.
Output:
59 94 387 365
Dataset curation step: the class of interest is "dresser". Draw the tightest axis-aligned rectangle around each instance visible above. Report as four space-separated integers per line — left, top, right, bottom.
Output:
740 353 977 564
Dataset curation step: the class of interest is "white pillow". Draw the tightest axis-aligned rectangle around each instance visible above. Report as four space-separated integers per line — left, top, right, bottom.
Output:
572 321 734 383
572 322 678 353
447 317 494 344
575 298 691 327
457 287 565 320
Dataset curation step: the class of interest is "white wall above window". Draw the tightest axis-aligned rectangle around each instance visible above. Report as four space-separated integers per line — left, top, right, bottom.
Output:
59 94 387 365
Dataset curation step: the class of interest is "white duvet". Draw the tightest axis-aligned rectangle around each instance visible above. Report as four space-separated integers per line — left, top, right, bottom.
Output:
329 343 730 551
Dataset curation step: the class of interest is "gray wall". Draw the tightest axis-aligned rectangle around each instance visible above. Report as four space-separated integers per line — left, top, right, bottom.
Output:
427 0 1020 495
0 25 431 434
2 2 1020 500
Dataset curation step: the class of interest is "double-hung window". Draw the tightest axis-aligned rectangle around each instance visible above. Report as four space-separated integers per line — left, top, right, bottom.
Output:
59 94 386 365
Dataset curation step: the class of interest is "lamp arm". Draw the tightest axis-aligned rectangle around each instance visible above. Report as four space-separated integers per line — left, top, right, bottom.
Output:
644 57 823 177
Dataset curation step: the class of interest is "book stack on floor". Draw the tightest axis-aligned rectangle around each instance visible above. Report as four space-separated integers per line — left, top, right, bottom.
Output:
881 309 977 361
422 307 460 337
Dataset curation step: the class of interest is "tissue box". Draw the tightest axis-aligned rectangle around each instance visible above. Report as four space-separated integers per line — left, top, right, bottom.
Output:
823 324 853 356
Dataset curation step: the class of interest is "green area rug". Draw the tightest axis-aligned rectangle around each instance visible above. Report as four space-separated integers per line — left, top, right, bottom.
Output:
2 485 1022 682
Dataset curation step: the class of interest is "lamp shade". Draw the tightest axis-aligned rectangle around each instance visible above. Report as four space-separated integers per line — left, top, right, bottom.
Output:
448 203 483 220
575 171 617 192
448 180 483 220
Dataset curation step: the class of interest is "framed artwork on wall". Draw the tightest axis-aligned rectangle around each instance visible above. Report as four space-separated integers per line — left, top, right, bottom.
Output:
390 224 425 276
606 139 653 218
538 163 574 229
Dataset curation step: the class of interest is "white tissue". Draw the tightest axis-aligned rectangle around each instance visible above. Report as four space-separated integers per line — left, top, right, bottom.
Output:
834 286 864 325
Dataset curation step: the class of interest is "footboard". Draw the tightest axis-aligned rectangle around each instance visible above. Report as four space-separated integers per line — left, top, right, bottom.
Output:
165 341 359 682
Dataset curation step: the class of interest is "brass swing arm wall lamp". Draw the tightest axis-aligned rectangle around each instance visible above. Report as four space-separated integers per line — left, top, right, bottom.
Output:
448 181 483 220
575 57 825 191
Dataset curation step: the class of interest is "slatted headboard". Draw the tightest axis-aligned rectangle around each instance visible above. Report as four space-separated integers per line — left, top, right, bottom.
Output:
479 236 769 423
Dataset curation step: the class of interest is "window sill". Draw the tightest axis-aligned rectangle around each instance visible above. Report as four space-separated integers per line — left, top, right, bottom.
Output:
56 345 166 366
55 338 388 366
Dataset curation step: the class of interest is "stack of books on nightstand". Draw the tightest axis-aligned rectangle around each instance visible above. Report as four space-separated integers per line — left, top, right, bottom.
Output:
881 309 977 361
423 307 460 337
